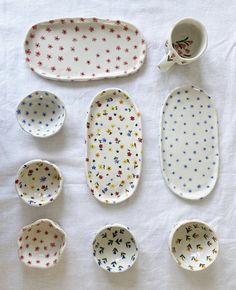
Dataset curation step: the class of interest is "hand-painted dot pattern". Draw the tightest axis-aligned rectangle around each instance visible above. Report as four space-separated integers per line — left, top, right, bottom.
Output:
160 85 219 200
24 18 146 81
18 219 66 269
15 159 63 206
86 88 142 204
16 91 66 138
169 220 219 271
92 224 138 273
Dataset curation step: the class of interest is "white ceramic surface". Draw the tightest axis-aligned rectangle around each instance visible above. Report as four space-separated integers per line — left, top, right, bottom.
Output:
15 159 63 207
158 18 208 72
160 85 219 200
24 18 146 81
18 219 66 269
169 219 219 271
92 224 138 273
85 88 142 204
16 90 66 138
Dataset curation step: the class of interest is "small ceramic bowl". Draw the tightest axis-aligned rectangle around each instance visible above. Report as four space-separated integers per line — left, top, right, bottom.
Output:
92 224 138 273
169 219 219 271
16 91 66 138
18 219 66 269
15 159 63 207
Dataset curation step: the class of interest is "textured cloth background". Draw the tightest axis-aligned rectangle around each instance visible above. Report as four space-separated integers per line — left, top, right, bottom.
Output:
0 0 235 289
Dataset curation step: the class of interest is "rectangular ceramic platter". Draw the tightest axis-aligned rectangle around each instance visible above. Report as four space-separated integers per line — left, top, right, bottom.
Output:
160 85 219 200
24 18 146 81
86 89 142 204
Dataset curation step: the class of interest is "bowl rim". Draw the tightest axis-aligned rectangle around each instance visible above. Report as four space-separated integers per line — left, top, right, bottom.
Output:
15 159 63 207
169 219 219 271
16 90 66 138
17 218 67 269
92 223 139 273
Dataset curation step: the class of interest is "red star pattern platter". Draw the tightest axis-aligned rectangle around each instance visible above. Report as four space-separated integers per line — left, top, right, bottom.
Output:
24 18 146 81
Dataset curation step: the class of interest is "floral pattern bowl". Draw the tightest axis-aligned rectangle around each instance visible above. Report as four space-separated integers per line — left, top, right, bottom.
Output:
16 91 66 138
169 219 219 271
92 224 138 273
18 219 66 269
15 159 63 207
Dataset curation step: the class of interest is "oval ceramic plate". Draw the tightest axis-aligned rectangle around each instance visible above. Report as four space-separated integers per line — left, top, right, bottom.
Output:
15 159 63 206
160 85 219 200
24 18 146 81
169 219 219 271
92 224 138 273
16 91 66 138
18 219 66 269
86 88 142 204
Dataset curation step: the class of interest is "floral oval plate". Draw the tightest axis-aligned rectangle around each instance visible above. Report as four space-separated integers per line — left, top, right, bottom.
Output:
18 219 66 269
15 159 63 206
160 85 219 200
169 219 219 271
24 18 146 81
86 88 142 204
92 224 138 273
16 91 66 138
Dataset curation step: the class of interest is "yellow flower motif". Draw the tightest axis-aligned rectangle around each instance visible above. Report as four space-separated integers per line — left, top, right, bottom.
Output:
109 183 115 189
90 144 95 149
95 152 100 157
127 174 132 180
120 144 124 149
122 159 128 164
130 143 134 148
107 166 111 171
98 164 103 170
137 112 141 117
97 129 101 135
108 147 112 152
107 129 112 134
96 113 101 117
125 124 129 128
111 124 115 128
120 180 125 185
119 99 124 104
111 106 116 110
134 132 139 137
134 160 138 165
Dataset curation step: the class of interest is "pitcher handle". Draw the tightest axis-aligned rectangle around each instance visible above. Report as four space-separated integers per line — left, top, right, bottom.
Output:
158 51 176 72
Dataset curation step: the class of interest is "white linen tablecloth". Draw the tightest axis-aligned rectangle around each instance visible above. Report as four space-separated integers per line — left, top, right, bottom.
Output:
1 0 235 289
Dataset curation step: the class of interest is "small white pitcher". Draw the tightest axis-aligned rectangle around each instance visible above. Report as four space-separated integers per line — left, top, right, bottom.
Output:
158 18 208 72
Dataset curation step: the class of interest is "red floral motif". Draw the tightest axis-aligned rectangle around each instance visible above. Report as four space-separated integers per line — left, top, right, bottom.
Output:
25 49 31 55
